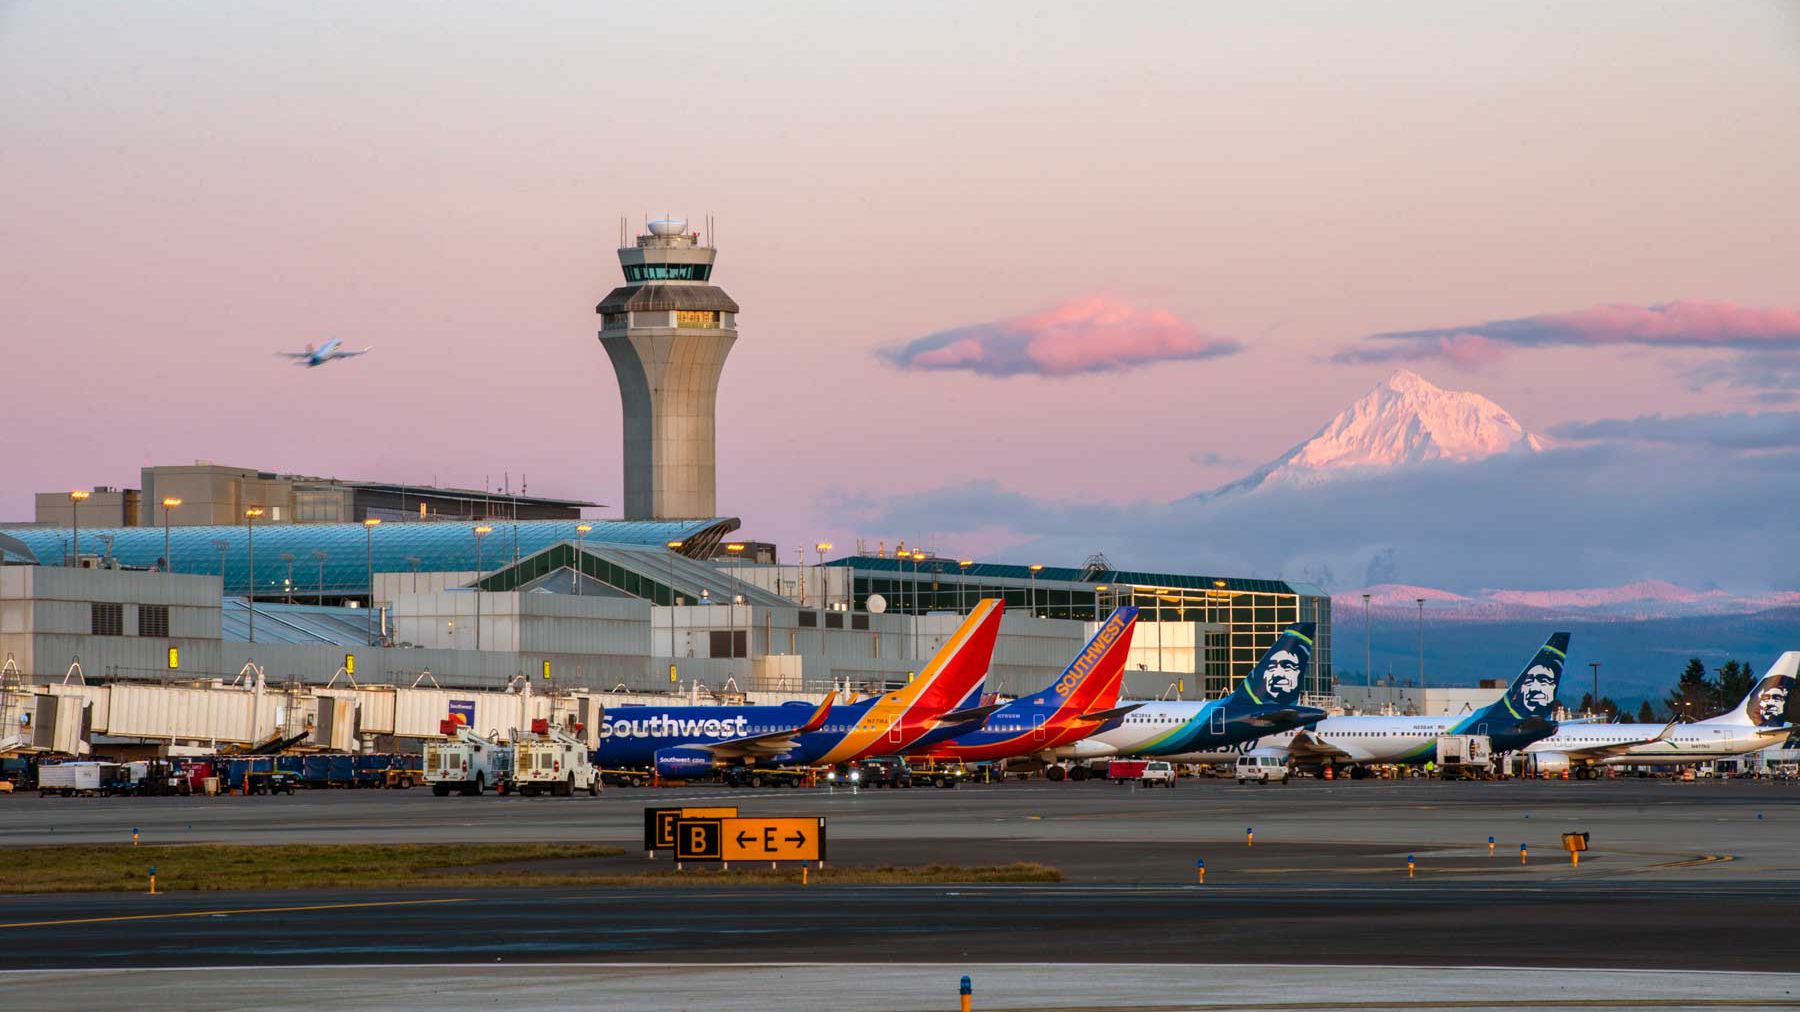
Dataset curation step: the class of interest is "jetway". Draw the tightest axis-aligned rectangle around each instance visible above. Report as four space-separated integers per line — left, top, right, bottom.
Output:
0 669 603 756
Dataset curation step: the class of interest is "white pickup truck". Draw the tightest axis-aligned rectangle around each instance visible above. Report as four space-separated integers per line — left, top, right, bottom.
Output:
513 726 599 797
424 724 514 796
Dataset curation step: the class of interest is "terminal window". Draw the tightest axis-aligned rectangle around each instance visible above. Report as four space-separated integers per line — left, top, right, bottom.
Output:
709 630 748 658
139 605 170 638
91 602 124 637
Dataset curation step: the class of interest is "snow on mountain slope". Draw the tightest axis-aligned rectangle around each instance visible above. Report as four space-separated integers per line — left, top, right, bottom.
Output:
1194 370 1546 498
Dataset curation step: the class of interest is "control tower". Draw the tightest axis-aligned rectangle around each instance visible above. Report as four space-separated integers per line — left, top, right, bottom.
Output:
597 217 739 520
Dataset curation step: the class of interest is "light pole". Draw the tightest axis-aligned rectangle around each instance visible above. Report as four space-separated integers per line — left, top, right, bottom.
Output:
574 523 592 596
363 518 381 646
243 508 264 643
280 552 295 604
725 542 746 678
666 540 685 662
815 542 833 609
160 497 182 575
1362 592 1373 696
910 551 928 660
1415 597 1426 710
404 556 421 594
1028 563 1044 618
312 550 328 605
212 539 229 588
473 525 491 651
958 559 973 614
67 490 90 564
1589 661 1601 716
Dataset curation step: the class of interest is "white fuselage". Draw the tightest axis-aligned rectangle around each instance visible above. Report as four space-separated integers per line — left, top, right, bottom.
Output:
1526 721 1782 766
1073 709 1481 765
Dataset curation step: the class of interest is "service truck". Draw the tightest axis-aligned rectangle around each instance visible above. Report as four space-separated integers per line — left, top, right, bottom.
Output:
1434 734 1495 780
38 762 130 797
424 722 514 796
512 720 599 797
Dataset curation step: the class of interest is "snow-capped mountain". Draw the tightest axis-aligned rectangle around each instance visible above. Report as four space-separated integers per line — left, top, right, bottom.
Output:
1337 581 1800 622
1194 370 1546 498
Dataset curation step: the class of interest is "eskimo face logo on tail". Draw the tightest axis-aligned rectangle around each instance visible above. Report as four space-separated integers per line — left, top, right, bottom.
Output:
1504 639 1566 720
1245 628 1312 705
1749 675 1791 727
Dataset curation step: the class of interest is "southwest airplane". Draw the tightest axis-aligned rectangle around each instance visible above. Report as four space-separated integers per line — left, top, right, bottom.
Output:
1131 632 1570 771
597 599 1006 779
912 605 1143 766
1049 624 1330 769
278 338 371 367
1522 651 1797 777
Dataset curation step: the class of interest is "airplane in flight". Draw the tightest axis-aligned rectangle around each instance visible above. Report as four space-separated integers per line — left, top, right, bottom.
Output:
911 605 1143 768
1130 632 1570 773
277 338 371 368
1046 623 1330 773
596 599 1006 779
1522 652 1797 777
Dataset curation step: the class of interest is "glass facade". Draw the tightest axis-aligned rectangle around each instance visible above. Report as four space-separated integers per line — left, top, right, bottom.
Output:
624 263 712 282
674 310 721 329
840 557 1333 698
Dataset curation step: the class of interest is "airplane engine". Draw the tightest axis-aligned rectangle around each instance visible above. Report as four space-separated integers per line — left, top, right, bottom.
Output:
654 746 717 780
1526 751 1571 777
1062 739 1118 760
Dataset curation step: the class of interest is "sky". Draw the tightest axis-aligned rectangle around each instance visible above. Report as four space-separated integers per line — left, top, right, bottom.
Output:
4 2 1799 591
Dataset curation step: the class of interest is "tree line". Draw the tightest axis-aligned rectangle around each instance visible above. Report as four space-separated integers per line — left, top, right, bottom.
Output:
1581 658 1774 724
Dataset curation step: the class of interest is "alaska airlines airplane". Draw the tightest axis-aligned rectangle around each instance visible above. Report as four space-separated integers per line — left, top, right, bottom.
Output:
913 606 1142 766
1052 624 1329 765
1101 632 1570 770
278 338 371 367
1523 652 1797 776
597 599 1005 779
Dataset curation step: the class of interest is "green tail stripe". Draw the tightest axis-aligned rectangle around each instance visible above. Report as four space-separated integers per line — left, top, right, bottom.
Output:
1285 629 1314 647
1541 644 1566 659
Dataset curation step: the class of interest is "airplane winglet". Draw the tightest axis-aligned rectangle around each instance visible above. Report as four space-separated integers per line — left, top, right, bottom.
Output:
798 692 837 734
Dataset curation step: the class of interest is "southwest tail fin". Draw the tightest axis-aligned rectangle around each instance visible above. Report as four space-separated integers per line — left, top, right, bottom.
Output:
1711 652 1798 728
1480 632 1570 725
1227 623 1316 706
906 598 1006 720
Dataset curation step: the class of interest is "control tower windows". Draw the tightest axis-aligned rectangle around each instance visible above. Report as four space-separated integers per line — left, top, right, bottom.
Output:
624 263 712 283
675 311 721 329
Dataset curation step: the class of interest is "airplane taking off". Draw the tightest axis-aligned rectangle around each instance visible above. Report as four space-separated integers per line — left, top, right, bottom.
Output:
1523 652 1797 777
913 605 1141 766
595 599 1006 779
1052 624 1329 769
1113 632 1571 771
277 338 371 367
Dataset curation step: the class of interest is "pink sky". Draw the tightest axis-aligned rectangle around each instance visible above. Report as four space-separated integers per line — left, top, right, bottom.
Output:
4 2 1799 562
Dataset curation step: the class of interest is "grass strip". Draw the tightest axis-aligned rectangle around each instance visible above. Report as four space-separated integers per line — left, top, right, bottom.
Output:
0 843 622 893
0 846 1060 893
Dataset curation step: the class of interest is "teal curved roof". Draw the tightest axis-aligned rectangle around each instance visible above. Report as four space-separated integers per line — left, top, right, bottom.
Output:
2 518 736 597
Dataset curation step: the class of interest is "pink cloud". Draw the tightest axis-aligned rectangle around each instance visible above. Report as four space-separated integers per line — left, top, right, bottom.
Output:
884 295 1243 377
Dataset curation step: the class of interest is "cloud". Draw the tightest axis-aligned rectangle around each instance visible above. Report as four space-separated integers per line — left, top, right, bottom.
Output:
838 443 1800 596
882 295 1243 377
1550 410 1800 451
1331 301 1800 389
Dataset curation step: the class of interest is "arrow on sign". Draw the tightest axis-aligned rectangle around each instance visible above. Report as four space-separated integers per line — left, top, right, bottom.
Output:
787 831 807 846
736 831 756 847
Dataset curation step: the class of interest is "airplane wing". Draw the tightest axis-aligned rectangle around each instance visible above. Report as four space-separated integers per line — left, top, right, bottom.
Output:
327 347 372 359
694 693 835 760
1245 707 1326 729
1550 719 1679 762
275 352 312 359
935 702 1005 726
1076 703 1144 723
1284 730 1371 764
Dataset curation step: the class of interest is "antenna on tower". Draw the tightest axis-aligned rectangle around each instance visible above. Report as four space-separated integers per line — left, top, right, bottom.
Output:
618 216 625 247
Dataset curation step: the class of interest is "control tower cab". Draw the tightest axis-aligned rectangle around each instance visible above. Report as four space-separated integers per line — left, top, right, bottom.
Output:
597 217 738 520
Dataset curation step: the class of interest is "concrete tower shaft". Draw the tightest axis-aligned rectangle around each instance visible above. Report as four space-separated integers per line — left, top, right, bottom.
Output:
597 218 738 520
